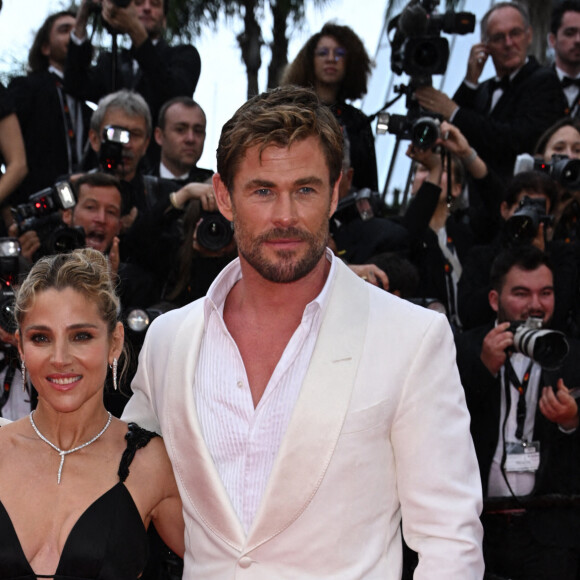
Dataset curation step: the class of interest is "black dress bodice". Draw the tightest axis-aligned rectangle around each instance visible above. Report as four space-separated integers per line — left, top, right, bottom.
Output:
0 423 157 579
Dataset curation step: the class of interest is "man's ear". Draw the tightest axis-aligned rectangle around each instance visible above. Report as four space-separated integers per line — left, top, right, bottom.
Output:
62 208 73 226
41 42 51 58
213 173 234 221
329 171 341 217
154 127 163 147
89 129 100 153
489 289 499 313
500 201 510 221
548 32 556 50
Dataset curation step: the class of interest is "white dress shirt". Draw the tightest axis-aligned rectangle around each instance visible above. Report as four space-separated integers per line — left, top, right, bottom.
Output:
194 250 336 532
487 352 541 497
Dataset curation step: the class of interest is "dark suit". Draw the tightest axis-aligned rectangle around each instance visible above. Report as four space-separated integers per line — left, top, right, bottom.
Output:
64 37 200 125
453 57 567 179
7 70 91 204
455 325 580 577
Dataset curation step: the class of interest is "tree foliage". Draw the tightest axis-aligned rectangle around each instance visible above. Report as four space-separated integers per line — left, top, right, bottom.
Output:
165 0 328 99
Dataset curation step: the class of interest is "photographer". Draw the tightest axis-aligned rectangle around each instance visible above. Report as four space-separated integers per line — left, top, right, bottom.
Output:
65 0 200 138
413 2 566 180
455 245 580 579
457 170 580 334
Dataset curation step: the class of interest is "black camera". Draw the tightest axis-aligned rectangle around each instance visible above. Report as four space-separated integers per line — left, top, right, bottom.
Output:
12 182 85 260
514 153 580 190
99 125 130 174
505 196 553 242
333 188 382 224
0 238 19 334
508 317 569 369
196 212 233 252
377 113 441 150
389 0 475 81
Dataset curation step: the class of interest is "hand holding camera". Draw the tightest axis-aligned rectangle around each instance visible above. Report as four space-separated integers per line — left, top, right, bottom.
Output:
539 379 578 430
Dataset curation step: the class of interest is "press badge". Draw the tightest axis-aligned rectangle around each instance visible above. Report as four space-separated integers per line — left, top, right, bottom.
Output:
505 441 541 472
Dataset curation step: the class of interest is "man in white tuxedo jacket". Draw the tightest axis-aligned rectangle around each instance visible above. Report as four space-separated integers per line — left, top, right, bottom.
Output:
123 86 484 579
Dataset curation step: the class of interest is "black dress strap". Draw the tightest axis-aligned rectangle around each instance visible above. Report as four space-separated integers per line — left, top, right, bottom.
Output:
117 423 160 483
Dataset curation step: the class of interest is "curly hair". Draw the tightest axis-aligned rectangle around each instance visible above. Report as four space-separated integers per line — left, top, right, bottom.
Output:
280 22 372 102
15 248 128 388
216 85 343 193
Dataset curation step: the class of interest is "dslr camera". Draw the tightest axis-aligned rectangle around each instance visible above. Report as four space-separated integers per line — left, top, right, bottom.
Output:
12 181 85 260
0 238 20 334
378 0 475 149
514 153 580 190
99 125 130 174
333 188 382 224
508 317 569 369
505 196 553 243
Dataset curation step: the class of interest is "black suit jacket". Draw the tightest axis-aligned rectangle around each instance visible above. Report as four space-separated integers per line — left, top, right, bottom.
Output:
64 37 200 125
7 70 92 204
455 325 580 547
453 57 567 179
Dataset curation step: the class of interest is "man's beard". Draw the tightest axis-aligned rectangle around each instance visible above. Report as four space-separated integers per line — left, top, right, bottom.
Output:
234 224 328 284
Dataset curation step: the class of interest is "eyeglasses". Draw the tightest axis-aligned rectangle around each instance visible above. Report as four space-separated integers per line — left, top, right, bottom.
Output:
314 47 347 60
487 27 527 45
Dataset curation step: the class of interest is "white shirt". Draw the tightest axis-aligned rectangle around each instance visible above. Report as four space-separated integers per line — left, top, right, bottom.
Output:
159 162 189 181
194 250 337 532
487 352 541 497
555 65 580 113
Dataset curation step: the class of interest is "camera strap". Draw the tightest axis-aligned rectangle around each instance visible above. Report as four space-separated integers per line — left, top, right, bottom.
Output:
504 356 535 441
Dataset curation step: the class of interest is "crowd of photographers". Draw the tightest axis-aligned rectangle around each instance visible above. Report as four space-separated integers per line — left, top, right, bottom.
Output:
3 0 580 578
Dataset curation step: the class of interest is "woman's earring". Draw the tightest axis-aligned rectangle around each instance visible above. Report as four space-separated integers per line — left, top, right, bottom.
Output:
112 358 118 391
21 360 27 393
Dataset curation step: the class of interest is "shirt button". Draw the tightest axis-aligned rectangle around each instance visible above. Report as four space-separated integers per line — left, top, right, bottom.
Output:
237 380 243 389
238 556 253 568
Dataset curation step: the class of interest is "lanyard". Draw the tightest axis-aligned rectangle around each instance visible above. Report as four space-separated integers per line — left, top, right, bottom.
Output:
504 356 535 441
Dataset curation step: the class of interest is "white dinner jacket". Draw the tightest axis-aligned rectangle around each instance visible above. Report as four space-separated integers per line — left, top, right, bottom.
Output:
123 259 484 579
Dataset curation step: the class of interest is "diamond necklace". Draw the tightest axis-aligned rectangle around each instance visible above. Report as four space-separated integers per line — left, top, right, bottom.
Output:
29 411 112 485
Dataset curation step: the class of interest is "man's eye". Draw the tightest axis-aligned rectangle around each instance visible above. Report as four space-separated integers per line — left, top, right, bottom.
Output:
256 189 271 196
298 187 315 194
30 334 48 343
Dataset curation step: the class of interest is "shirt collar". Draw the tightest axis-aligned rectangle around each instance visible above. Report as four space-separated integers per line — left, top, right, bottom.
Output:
159 161 189 180
204 248 337 322
48 65 64 79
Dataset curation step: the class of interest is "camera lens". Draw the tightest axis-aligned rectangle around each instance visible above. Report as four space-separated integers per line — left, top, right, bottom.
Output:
412 117 440 150
196 213 233 252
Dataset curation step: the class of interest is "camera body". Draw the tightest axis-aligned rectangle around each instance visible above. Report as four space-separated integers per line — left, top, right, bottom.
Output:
514 153 580 190
0 238 20 334
505 196 553 242
508 317 569 369
99 125 131 174
378 112 441 150
390 0 475 82
12 182 86 260
333 188 382 224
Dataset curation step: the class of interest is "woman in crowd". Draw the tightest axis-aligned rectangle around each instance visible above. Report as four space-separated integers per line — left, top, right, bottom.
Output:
534 117 580 241
281 22 377 191
0 248 183 579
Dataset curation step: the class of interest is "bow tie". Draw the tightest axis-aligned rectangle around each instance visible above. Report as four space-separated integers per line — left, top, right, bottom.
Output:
562 76 580 88
490 76 510 93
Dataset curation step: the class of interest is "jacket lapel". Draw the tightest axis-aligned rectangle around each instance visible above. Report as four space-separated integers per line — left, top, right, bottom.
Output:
164 302 246 550
245 261 369 550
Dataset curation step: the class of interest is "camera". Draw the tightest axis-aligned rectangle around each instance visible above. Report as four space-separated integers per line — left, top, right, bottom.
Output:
389 0 475 82
508 317 569 369
196 212 233 252
377 113 441 150
99 125 130 174
12 182 86 260
505 196 553 242
333 188 382 224
514 153 580 190
0 238 19 334
379 1 474 148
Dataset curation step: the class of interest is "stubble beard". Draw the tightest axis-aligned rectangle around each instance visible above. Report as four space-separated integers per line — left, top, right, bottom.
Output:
234 224 329 283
